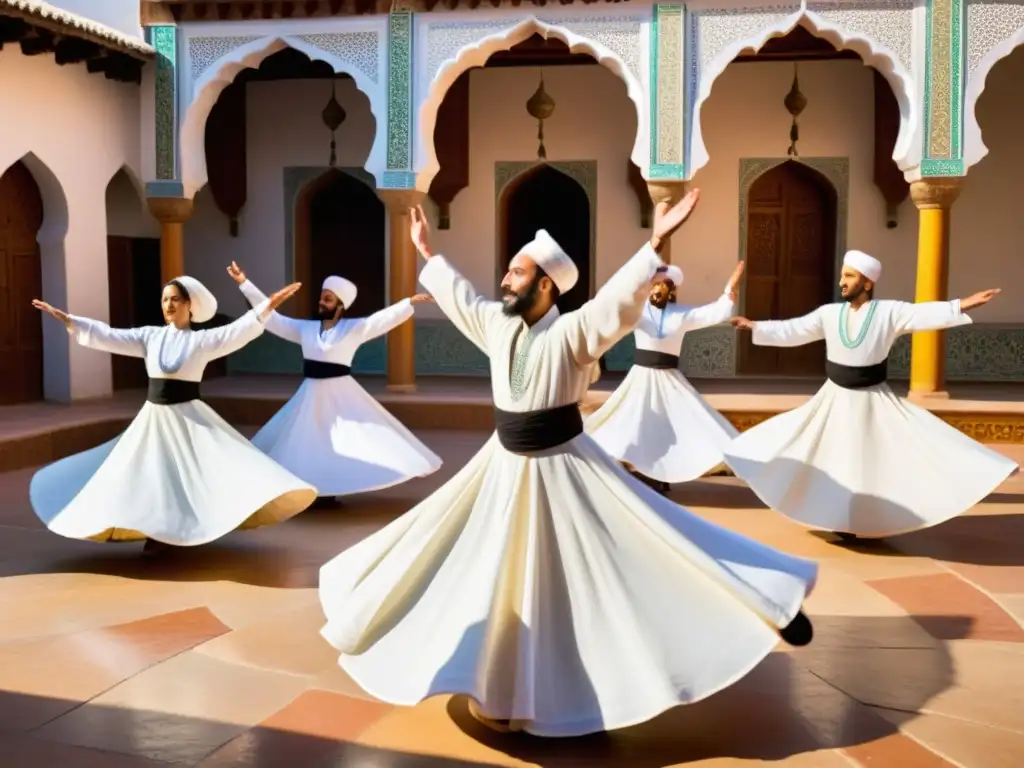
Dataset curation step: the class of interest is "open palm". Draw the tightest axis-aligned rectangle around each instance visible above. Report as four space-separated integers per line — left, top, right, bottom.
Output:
652 188 701 243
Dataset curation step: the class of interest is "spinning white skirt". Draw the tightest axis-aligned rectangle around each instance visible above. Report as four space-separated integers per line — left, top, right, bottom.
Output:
30 400 318 545
320 432 817 737
723 381 1019 537
252 377 442 497
586 366 738 483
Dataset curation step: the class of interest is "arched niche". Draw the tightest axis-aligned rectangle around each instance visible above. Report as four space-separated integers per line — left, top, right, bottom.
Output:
964 25 1024 171
417 18 646 191
180 36 386 199
495 160 596 306
689 13 916 179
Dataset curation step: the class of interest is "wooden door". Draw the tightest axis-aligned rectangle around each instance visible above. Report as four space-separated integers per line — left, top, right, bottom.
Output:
739 161 836 377
0 161 44 404
108 236 161 390
502 165 591 314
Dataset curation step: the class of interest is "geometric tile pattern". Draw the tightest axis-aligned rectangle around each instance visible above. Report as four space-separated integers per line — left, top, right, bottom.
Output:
1 430 1022 766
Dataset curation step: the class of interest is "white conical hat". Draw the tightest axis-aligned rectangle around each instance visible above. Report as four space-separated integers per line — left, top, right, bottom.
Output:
843 250 882 282
663 265 683 287
322 275 357 309
516 230 578 293
169 275 217 323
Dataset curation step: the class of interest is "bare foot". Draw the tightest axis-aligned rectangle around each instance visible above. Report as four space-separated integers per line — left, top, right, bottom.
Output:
468 700 512 732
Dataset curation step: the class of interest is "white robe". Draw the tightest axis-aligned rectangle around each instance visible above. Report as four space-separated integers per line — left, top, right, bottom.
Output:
586 294 738 483
238 281 442 497
29 308 317 545
723 299 1019 538
319 244 818 738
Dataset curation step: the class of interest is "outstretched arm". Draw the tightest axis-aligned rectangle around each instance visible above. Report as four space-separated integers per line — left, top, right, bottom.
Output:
563 243 664 365
196 301 270 359
669 294 736 332
351 295 432 343
418 257 502 354
892 288 999 334
746 309 826 348
33 300 148 358
237 279 306 344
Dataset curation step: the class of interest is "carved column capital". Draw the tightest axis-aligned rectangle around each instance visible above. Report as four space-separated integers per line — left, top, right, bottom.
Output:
147 196 194 224
376 188 426 213
910 177 963 210
645 180 688 207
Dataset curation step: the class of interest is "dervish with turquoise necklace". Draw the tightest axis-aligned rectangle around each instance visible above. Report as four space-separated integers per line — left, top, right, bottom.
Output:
586 260 745 493
725 249 1015 541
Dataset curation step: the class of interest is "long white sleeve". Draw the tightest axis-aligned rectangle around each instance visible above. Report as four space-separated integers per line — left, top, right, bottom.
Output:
418 256 504 355
352 299 415 343
892 300 973 334
562 243 663 366
196 300 269 359
67 317 149 358
239 280 306 344
669 294 735 332
752 308 826 348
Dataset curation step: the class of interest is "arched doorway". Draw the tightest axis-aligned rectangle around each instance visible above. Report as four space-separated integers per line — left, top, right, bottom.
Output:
500 165 591 314
739 160 837 377
0 161 45 404
294 170 386 318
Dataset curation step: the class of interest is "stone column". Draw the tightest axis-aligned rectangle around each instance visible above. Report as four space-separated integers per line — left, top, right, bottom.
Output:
378 189 425 392
645 180 687 263
146 196 194 284
908 177 963 399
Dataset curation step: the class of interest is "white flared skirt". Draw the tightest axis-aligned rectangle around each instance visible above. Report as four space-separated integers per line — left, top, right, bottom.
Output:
586 366 739 483
30 400 318 545
723 381 1019 538
252 377 442 497
319 432 817 737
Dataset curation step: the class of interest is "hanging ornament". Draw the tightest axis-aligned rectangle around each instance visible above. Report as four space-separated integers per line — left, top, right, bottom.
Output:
784 63 807 157
526 72 556 160
321 77 347 167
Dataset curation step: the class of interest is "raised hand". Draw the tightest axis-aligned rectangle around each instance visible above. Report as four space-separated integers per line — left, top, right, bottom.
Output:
651 188 701 252
410 293 434 304
409 204 433 260
226 261 246 285
32 299 71 328
261 283 302 319
726 261 746 301
960 288 1001 311
730 316 754 331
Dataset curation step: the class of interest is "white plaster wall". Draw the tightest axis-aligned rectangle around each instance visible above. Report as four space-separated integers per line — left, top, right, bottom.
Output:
183 77 377 315
423 64 643 319
681 58 919 308
951 45 1024 323
47 0 144 39
0 48 144 402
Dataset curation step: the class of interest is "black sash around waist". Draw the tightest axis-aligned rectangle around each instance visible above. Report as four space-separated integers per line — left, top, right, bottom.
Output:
303 360 352 379
494 403 583 454
147 378 201 405
826 359 888 390
633 349 680 369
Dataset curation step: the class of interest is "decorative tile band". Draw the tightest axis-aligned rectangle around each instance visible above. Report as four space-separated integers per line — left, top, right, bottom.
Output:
386 12 414 179
923 0 964 171
148 25 178 181
650 4 685 178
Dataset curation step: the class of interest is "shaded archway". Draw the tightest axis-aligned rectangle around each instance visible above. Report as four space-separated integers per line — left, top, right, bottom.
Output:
293 169 385 319
0 160 44 404
105 167 161 391
739 160 837 377
500 165 591 314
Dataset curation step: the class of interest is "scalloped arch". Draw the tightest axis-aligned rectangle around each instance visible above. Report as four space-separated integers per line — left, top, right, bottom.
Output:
689 11 917 179
179 35 386 198
415 17 647 192
963 31 1024 171
1 151 70 245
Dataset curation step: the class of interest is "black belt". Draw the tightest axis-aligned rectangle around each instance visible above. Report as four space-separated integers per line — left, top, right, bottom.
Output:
493 403 583 454
147 378 201 405
826 359 888 389
303 360 351 379
633 349 680 369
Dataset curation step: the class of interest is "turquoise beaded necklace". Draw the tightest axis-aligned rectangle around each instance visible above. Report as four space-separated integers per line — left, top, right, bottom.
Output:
838 300 877 349
645 303 668 339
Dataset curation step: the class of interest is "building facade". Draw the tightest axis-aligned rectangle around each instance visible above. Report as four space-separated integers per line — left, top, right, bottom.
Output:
4 0 1024 403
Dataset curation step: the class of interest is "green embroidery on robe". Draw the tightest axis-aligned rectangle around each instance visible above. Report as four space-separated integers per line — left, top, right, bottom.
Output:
509 326 535 401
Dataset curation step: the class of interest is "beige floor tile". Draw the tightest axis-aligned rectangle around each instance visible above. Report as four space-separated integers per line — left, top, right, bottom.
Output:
872 708 1024 768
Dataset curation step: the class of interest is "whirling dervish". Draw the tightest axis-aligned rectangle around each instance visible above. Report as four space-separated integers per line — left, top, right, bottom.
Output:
319 191 818 739
29 276 318 556
228 262 442 499
724 249 1018 540
586 260 745 492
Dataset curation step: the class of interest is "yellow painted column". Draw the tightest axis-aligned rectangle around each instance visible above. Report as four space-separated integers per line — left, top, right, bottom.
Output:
146 196 194 284
908 177 963 398
377 189 425 393
645 180 687 264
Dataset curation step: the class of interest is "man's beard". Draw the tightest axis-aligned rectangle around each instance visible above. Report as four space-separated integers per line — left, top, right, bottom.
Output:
649 294 670 309
316 306 342 321
843 283 868 302
501 276 543 317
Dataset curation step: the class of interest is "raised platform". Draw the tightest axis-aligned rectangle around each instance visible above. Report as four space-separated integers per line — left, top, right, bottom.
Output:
2 374 1024 473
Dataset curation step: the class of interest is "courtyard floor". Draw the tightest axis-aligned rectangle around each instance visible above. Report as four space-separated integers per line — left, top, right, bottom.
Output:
0 428 1022 766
